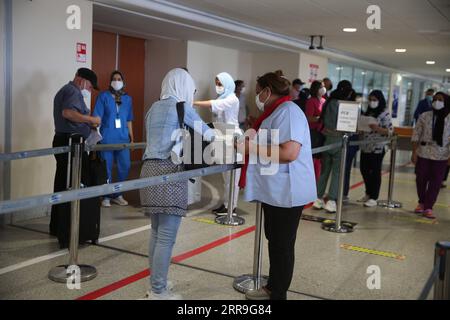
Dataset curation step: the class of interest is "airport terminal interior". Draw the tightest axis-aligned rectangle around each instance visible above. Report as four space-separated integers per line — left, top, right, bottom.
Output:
1 0 450 301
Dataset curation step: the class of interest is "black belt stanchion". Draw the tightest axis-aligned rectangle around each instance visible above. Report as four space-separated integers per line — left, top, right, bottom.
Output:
48 135 97 284
216 136 245 226
434 241 450 300
322 134 354 233
233 202 269 293
378 135 403 209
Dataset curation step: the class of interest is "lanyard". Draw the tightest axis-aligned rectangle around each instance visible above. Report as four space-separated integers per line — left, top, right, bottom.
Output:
116 103 120 119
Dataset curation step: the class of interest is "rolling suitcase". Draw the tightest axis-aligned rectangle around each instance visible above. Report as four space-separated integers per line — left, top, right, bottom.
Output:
55 149 106 249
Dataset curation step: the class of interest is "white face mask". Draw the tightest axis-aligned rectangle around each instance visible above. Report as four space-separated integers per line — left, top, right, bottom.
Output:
255 90 270 111
241 87 246 94
216 86 225 95
319 87 327 97
369 101 379 109
81 81 91 108
111 80 124 91
433 100 445 110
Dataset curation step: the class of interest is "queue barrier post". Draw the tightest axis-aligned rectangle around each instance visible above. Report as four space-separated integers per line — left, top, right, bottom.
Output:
322 133 354 233
434 241 450 300
48 136 97 284
216 136 245 226
233 202 269 293
377 135 403 209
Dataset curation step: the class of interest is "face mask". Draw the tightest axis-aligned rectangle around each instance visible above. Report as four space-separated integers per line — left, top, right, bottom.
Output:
369 101 379 109
216 86 225 95
432 101 445 111
426 95 433 103
255 90 270 111
80 81 91 107
319 87 327 97
241 87 246 94
111 81 124 91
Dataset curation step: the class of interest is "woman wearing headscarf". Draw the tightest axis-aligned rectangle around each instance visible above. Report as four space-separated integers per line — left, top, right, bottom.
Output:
359 90 393 207
313 80 356 213
412 92 450 219
93 70 134 207
194 72 241 216
237 72 316 300
140 68 214 300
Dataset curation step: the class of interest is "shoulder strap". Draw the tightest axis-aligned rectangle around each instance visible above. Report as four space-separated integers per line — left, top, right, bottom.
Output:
176 102 185 129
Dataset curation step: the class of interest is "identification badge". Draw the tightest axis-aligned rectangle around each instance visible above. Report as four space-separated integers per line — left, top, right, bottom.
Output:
115 118 122 129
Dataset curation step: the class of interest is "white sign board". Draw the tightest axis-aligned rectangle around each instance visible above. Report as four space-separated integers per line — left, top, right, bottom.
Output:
336 101 361 133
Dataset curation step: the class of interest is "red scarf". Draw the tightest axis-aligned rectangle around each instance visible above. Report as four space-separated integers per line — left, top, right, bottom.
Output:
239 96 291 189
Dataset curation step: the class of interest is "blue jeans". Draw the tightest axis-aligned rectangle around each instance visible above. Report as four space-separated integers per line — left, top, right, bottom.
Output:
149 213 182 294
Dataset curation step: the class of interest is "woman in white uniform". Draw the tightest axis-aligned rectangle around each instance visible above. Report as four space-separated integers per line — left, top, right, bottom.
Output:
194 72 241 215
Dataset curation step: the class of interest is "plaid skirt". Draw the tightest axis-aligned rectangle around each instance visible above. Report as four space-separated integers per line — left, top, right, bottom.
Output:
139 159 187 217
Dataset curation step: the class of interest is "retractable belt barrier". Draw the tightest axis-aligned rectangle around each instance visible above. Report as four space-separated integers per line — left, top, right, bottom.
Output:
419 242 450 300
0 135 399 286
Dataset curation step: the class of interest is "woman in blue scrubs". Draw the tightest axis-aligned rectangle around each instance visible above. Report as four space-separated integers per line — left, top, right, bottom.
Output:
93 71 134 207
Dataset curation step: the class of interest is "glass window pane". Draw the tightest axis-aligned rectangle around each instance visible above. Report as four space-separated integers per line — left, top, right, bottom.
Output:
382 73 391 101
328 62 340 88
353 68 364 94
341 65 353 82
364 71 375 96
374 72 383 89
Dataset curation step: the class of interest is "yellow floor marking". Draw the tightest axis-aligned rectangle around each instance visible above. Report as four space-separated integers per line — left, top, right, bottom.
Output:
191 217 237 227
392 215 439 225
340 244 406 261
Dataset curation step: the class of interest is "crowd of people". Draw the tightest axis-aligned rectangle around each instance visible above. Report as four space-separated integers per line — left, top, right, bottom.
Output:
51 67 450 301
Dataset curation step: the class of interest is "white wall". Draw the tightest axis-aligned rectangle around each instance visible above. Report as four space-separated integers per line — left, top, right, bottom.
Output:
145 38 187 114
298 52 328 86
187 41 253 122
10 0 93 218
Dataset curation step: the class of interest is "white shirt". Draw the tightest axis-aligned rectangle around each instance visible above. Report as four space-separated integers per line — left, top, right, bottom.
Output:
211 93 240 127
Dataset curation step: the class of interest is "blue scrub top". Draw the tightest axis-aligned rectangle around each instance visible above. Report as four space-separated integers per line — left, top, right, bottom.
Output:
244 101 317 208
93 91 134 144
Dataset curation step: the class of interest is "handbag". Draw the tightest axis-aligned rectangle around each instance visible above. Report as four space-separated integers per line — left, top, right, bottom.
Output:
175 102 212 171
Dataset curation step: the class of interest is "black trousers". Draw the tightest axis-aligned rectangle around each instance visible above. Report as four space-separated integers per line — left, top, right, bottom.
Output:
262 203 304 300
50 134 71 236
360 151 385 200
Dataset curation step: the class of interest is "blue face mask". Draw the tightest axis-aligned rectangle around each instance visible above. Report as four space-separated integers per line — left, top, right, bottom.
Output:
426 95 433 103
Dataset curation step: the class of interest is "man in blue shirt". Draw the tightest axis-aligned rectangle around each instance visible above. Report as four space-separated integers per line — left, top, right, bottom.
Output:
50 68 101 237
413 89 435 124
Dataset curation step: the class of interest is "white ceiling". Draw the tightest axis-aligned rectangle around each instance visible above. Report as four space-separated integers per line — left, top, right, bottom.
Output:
93 0 450 79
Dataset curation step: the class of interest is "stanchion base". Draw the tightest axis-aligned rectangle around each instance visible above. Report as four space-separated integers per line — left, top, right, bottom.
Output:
233 274 269 294
215 216 245 226
48 264 97 283
321 221 354 233
377 200 403 209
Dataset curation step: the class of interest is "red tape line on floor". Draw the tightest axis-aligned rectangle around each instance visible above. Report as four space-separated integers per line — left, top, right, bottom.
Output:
76 161 411 300
76 226 256 300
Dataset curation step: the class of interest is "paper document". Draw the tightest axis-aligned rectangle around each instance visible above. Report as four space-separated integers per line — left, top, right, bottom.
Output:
358 116 378 132
86 129 103 146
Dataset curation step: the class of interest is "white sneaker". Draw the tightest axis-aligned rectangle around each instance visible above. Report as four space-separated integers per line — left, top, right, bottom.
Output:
358 195 370 203
324 200 337 213
142 289 182 300
364 199 378 207
102 199 111 207
112 196 128 206
313 199 325 210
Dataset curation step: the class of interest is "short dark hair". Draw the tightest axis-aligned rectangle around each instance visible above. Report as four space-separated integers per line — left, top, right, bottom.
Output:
235 80 244 87
426 88 435 95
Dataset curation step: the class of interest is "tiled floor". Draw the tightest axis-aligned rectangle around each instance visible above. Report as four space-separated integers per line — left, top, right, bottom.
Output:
0 150 449 300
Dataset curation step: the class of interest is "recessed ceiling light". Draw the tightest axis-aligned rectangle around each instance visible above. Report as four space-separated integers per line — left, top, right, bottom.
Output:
343 28 357 33
395 49 407 53
426 61 436 65
446 69 450 72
